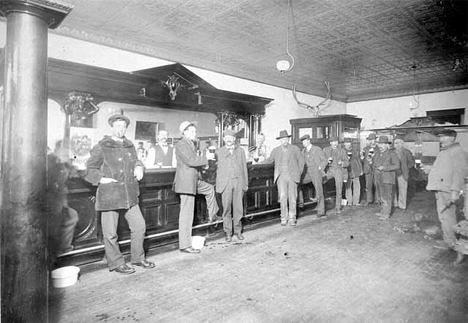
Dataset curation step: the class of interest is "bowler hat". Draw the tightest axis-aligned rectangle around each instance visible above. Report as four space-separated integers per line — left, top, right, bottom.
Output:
377 135 391 143
179 121 195 133
366 133 377 140
276 130 291 140
108 114 130 127
329 137 339 143
343 137 352 143
394 135 405 142
223 129 237 137
300 134 311 141
436 129 457 138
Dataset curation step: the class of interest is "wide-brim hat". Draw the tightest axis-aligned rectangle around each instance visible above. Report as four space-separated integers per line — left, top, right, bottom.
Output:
436 129 457 138
377 135 391 143
179 121 195 133
108 114 130 127
223 129 237 137
276 130 291 140
366 133 377 140
300 134 311 141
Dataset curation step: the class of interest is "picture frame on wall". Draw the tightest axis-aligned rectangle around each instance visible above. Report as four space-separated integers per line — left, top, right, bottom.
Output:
135 121 158 141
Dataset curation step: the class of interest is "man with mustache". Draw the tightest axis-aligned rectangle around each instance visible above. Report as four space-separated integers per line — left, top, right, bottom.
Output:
216 129 248 242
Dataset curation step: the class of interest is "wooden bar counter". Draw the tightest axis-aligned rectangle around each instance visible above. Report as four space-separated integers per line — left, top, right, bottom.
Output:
59 163 323 267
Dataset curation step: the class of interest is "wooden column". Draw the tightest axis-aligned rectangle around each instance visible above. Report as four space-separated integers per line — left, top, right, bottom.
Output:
0 1 71 322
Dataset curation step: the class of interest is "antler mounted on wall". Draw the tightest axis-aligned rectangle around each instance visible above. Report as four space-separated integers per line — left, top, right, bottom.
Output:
292 81 331 117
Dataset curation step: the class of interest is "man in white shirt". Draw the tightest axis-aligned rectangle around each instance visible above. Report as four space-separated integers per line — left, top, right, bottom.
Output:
145 130 176 168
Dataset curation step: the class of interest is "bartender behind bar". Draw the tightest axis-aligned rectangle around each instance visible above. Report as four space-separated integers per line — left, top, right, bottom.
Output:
145 130 177 168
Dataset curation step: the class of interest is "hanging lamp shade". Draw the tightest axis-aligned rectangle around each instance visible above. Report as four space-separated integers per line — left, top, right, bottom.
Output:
276 60 291 73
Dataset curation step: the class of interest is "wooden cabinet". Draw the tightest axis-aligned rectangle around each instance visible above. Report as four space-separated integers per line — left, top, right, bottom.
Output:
290 114 362 149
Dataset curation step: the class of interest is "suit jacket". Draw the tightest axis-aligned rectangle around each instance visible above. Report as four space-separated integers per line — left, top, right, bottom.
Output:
174 136 208 195
263 144 304 183
395 147 415 181
361 144 380 174
373 148 400 184
216 145 248 193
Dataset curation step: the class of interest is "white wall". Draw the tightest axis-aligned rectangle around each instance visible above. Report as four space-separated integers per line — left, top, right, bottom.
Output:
347 90 468 150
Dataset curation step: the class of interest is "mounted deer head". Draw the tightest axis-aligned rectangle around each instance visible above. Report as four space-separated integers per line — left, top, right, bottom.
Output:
292 81 331 117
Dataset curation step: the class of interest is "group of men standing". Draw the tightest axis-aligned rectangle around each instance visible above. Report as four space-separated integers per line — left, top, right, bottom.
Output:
83 112 468 273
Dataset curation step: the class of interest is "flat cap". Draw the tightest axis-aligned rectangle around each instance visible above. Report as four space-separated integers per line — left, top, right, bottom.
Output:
108 114 130 127
179 121 195 133
300 134 311 141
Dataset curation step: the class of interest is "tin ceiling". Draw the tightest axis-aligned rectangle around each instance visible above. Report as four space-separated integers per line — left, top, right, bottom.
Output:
5 0 468 102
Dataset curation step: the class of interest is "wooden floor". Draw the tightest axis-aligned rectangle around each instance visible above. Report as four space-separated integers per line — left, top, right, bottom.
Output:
49 190 468 323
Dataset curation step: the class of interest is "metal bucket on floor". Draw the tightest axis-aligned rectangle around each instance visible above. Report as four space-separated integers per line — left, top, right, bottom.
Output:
51 266 80 288
192 236 206 250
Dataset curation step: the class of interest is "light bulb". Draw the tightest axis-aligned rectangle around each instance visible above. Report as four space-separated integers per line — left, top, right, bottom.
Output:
276 60 291 73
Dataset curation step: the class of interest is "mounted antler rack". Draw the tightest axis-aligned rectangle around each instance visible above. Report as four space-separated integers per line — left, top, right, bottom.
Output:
292 81 331 117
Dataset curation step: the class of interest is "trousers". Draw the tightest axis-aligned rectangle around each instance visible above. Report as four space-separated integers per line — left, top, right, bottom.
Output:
178 180 218 249
277 172 298 222
221 177 244 235
101 204 146 270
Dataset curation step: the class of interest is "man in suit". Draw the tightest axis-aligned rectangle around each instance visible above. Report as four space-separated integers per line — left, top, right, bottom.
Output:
300 134 327 217
373 135 400 220
145 130 176 168
343 137 364 207
216 129 249 242
174 121 218 254
85 113 155 274
263 130 304 226
361 133 380 206
393 136 415 210
323 137 349 214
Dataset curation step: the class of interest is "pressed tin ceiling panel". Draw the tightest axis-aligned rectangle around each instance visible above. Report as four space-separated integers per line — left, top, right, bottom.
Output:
1 0 466 102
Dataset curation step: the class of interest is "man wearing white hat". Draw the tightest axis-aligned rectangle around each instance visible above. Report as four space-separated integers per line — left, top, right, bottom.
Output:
263 130 304 226
174 121 218 253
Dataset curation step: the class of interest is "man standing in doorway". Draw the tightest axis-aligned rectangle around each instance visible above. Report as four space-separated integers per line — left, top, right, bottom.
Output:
393 135 415 210
174 121 219 254
263 130 304 226
423 129 468 252
361 133 380 206
85 113 155 274
300 134 327 217
373 135 400 220
323 137 349 214
216 129 249 242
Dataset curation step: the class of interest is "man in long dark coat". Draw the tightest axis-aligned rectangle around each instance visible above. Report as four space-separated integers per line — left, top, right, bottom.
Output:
85 113 155 274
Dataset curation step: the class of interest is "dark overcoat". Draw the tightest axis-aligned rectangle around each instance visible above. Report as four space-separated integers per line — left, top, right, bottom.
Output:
215 145 248 193
173 136 208 195
373 148 400 184
84 136 143 211
264 144 305 183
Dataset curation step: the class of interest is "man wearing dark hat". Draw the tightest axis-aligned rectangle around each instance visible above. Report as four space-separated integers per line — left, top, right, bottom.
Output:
343 137 363 207
85 113 155 274
263 130 304 226
323 137 349 214
174 121 218 253
300 134 327 217
361 133 380 206
373 135 400 220
393 135 415 210
423 129 468 256
216 129 249 242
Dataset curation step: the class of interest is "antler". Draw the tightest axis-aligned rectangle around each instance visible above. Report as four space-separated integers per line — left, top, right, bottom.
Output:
292 81 331 116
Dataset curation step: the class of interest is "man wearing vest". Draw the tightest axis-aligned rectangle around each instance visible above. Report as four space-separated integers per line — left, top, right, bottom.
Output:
145 130 176 168
216 129 249 242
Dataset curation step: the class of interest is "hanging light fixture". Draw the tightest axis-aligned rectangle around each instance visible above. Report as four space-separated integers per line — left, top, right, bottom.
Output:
276 0 295 74
409 64 420 110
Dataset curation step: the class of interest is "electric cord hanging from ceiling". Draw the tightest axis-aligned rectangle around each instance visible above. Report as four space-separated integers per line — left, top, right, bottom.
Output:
276 0 295 73
410 65 419 110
